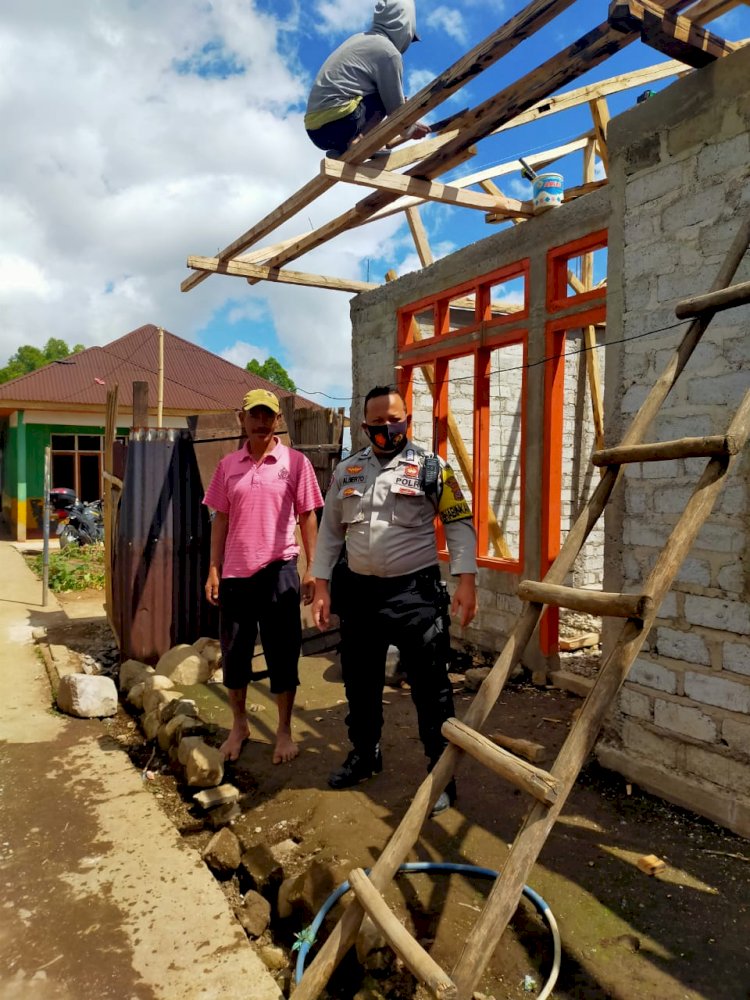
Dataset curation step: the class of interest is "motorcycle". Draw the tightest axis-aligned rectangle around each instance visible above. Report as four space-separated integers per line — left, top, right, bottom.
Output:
50 488 104 548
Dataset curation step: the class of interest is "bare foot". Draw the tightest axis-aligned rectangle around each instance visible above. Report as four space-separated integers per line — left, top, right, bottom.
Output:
220 720 251 761
273 731 299 764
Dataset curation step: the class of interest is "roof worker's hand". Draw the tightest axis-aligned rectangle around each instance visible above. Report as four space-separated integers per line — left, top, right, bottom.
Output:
312 580 331 632
301 571 315 606
451 574 478 628
406 121 430 140
205 567 221 607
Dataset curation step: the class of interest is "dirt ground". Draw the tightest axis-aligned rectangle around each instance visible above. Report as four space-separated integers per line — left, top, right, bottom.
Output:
51 593 750 1000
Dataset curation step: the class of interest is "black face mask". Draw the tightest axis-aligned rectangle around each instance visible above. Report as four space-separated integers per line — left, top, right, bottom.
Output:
365 419 408 454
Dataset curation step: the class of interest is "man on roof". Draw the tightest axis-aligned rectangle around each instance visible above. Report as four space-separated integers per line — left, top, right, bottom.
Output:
305 0 430 159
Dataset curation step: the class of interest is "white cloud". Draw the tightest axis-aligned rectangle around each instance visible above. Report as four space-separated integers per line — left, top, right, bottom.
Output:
0 0 415 404
507 177 533 199
220 341 269 368
425 7 468 45
313 0 371 35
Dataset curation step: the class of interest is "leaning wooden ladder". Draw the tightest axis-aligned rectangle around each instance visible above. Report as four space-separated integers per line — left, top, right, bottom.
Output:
295 216 750 1000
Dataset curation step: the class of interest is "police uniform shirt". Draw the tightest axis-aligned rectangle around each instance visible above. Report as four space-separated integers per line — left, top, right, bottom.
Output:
312 442 477 579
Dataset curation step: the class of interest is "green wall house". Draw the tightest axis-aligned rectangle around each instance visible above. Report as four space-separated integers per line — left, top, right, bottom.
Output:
0 324 312 540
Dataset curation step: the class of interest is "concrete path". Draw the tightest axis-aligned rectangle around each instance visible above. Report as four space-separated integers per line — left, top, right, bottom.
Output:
0 542 282 1000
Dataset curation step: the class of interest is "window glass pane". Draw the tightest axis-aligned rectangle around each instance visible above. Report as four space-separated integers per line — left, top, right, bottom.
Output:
487 344 523 561
79 453 101 502
52 454 75 491
51 434 75 450
445 356 474 509
78 435 101 451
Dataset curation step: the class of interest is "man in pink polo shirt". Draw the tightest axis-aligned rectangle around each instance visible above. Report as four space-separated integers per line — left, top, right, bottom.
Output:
203 388 324 764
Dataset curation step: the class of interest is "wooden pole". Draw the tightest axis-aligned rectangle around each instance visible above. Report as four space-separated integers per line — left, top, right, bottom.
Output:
104 386 119 637
42 447 50 607
157 327 164 428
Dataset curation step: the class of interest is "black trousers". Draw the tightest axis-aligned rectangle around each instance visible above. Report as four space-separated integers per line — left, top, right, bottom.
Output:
337 565 454 767
306 93 386 155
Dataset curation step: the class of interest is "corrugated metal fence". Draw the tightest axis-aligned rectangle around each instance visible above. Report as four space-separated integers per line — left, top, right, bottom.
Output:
113 429 216 663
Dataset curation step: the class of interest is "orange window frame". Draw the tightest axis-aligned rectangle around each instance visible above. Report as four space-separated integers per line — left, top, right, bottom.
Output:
398 260 530 354
546 229 608 314
397 258 529 574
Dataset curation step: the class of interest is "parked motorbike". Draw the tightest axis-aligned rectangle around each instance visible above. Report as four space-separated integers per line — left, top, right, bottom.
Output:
49 488 104 548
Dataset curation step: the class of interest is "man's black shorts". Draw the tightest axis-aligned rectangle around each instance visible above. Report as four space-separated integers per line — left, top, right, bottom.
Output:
219 559 301 694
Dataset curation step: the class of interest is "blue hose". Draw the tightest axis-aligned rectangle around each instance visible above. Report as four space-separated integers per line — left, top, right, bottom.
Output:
293 862 561 1000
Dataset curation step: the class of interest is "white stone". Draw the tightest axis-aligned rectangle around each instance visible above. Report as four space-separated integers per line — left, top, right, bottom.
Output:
126 682 146 711
143 674 175 692
655 627 710 667
155 645 211 685
629 658 678 694
143 687 181 717
722 718 750 755
193 784 241 809
723 643 750 677
619 687 652 720
178 735 206 766
684 671 750 714
653 699 718 743
119 659 154 693
684 595 750 636
185 741 224 787
57 674 118 718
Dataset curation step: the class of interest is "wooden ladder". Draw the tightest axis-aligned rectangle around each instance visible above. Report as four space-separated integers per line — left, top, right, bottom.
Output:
295 216 750 1000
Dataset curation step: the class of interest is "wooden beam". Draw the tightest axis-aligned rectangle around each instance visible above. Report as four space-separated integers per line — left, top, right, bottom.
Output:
484 179 607 223
256 15 663 279
182 0 576 294
610 0 740 66
405 207 434 266
321 158 532 216
590 97 611 174
366 135 593 226
581 145 606 456
186 255 378 293
682 0 742 21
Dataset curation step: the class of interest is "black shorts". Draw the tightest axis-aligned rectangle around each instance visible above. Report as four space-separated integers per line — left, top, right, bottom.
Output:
219 559 301 694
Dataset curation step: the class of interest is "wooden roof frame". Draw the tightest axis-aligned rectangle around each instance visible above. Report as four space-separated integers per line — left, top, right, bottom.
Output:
182 0 747 295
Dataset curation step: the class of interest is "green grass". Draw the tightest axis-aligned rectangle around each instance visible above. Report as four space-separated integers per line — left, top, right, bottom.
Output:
28 544 106 593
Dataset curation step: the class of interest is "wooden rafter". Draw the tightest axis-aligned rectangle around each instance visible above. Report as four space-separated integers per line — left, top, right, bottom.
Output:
682 0 744 21
610 0 740 65
589 96 611 173
182 0 730 294
186 256 377 293
405 207 434 266
321 159 532 216
181 0 576 293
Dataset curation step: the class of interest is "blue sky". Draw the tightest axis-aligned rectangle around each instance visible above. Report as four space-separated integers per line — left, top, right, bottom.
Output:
1 0 748 412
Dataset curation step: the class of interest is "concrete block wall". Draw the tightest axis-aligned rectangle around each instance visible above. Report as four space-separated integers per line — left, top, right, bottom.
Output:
350 188 611 667
602 46 750 837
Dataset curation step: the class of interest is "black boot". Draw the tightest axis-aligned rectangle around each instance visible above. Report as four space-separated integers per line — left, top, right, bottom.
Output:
328 746 383 789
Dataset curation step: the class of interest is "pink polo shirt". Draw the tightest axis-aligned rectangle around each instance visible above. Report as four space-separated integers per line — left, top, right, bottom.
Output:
203 439 323 579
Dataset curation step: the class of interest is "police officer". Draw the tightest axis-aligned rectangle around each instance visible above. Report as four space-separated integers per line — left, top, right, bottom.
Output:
312 385 477 814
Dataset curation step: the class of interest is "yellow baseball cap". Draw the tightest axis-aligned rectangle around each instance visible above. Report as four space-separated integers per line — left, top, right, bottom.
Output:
242 388 281 414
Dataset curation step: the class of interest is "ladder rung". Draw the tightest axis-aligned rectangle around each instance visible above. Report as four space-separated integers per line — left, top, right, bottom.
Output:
592 435 734 466
518 580 653 620
675 278 750 319
442 718 558 806
348 868 457 1000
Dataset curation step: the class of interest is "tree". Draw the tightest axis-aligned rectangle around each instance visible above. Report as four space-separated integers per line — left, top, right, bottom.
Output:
246 356 297 392
0 338 85 384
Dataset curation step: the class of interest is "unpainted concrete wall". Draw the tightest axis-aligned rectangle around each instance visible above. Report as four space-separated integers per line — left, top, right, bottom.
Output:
350 189 609 668
601 45 750 837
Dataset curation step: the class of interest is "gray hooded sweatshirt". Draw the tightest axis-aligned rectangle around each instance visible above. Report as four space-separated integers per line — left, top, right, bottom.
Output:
305 0 418 130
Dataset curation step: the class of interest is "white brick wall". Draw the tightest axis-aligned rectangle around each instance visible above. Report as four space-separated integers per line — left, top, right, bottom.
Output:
605 48 750 834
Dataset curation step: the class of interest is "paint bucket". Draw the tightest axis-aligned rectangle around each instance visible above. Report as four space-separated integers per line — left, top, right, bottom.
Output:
532 172 564 212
